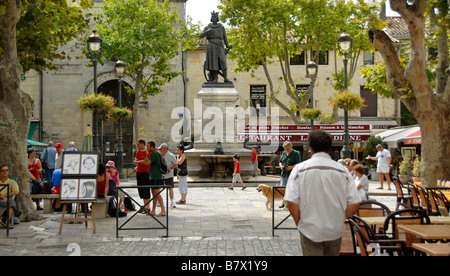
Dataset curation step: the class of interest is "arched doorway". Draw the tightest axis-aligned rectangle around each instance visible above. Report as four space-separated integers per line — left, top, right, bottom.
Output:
97 80 135 168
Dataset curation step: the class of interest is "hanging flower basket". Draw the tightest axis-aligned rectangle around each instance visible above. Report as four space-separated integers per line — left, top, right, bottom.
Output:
78 93 132 122
301 108 322 120
78 93 115 114
107 106 133 122
329 90 366 111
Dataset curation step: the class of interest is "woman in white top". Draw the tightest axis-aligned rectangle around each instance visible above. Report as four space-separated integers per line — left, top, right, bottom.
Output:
353 164 369 201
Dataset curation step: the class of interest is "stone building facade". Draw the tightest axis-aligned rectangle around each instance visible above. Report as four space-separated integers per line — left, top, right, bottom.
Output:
22 1 400 167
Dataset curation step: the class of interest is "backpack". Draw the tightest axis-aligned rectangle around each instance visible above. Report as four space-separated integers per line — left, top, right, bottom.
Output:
155 150 169 174
107 198 127 218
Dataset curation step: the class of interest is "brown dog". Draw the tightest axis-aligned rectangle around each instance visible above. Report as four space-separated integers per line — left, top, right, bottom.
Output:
256 184 286 210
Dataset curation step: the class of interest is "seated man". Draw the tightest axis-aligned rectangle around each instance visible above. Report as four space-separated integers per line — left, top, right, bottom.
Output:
0 164 20 228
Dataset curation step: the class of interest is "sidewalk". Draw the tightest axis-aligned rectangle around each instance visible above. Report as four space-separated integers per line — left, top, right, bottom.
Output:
0 177 396 256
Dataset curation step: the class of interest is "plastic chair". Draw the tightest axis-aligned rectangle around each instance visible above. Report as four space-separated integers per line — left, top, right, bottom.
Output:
392 177 413 210
348 216 407 256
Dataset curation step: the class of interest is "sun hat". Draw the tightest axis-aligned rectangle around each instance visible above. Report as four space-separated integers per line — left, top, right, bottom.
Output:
106 160 115 168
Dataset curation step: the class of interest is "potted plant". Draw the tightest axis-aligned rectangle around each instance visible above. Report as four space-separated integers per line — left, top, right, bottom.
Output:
412 157 422 183
398 160 410 184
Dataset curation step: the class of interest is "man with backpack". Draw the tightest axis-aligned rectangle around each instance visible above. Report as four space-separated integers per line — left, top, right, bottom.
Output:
146 141 166 217
158 143 178 209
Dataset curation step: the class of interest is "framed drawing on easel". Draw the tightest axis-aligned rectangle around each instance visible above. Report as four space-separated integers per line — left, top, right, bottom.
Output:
59 152 99 234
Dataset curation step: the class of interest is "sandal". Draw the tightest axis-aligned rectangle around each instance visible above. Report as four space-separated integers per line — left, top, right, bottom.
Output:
176 200 186 204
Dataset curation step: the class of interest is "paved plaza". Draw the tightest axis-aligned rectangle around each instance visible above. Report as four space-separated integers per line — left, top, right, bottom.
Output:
0 176 396 256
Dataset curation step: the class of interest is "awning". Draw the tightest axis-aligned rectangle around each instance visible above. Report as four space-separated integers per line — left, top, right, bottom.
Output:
376 126 420 148
27 139 47 153
402 129 421 145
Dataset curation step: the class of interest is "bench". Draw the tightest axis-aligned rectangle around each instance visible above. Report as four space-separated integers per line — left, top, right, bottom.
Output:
31 194 59 213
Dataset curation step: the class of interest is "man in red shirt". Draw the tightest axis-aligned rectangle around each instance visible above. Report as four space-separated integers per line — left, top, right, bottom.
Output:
134 139 151 212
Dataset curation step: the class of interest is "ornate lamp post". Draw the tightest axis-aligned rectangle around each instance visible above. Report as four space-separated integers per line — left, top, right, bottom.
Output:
306 60 318 131
337 30 352 159
87 30 103 155
114 60 126 178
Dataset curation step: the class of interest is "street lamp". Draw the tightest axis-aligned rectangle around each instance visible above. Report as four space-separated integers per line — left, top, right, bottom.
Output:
114 60 126 179
306 60 318 131
87 30 103 155
337 30 352 159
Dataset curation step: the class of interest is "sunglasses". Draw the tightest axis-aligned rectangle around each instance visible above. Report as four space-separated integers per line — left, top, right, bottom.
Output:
1 169 8 172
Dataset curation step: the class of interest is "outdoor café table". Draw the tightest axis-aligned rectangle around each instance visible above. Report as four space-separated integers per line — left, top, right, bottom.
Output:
411 243 450 256
397 224 450 244
362 216 450 226
114 184 170 238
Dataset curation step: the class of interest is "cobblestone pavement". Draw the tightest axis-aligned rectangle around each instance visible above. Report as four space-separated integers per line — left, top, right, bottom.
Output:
0 178 396 256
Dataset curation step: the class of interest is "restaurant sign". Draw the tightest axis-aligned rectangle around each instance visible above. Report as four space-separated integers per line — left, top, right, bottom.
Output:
237 134 371 142
246 124 377 132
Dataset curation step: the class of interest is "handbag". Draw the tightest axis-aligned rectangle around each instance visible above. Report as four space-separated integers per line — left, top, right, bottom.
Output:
31 180 42 194
178 167 188 176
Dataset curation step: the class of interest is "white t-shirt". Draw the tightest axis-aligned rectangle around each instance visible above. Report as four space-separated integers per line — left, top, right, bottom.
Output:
161 151 178 179
376 149 391 167
284 152 360 243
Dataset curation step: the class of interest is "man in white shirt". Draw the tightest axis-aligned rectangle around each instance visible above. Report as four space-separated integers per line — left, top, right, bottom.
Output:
366 144 392 190
284 130 360 256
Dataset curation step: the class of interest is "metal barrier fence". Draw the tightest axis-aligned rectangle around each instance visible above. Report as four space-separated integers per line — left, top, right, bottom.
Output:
115 184 170 238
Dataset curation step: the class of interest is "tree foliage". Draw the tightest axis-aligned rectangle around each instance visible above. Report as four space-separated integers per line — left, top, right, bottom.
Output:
0 0 92 74
219 0 384 123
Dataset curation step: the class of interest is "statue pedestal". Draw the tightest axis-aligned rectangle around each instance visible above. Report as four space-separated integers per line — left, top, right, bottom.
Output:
185 84 273 177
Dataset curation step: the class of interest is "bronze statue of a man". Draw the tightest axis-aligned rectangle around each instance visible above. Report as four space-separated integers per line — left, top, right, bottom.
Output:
200 11 232 83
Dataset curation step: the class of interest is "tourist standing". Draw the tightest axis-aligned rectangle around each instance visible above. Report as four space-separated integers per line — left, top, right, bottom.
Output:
159 143 178 209
54 143 64 170
147 141 166 217
284 130 360 256
134 139 151 213
176 145 188 204
366 144 392 190
28 148 43 210
41 141 56 184
279 141 301 187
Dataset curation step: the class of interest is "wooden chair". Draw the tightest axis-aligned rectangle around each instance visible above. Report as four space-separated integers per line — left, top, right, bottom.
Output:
356 200 391 217
392 177 413 210
416 186 430 213
348 216 407 256
408 185 421 210
434 189 450 210
380 209 430 256
427 190 442 216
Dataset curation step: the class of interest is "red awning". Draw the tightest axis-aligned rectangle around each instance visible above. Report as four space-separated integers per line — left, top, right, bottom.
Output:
403 129 421 145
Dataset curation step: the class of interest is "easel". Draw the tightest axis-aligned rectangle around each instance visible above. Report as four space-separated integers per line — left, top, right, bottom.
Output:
58 151 100 235
59 201 96 234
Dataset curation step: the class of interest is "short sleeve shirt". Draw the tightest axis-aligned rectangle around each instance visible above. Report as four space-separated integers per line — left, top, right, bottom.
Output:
149 151 162 180
376 149 391 167
0 178 19 197
284 152 360 243
135 150 150 173
162 151 178 179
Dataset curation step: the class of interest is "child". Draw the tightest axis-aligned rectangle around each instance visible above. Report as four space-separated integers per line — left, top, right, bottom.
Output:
228 154 246 190
105 161 124 211
251 146 258 177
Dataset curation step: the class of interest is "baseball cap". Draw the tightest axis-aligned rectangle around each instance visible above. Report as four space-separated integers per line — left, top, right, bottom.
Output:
55 143 63 149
